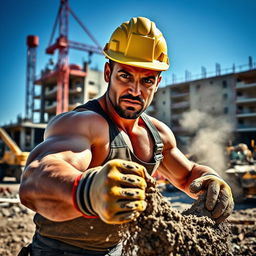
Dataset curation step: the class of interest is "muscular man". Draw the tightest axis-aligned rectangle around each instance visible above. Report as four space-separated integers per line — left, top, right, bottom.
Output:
19 17 234 256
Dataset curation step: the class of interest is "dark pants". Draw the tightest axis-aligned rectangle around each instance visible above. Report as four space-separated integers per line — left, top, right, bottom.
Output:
29 233 122 256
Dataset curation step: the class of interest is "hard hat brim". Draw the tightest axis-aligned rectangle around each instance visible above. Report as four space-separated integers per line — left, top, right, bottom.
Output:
103 50 169 71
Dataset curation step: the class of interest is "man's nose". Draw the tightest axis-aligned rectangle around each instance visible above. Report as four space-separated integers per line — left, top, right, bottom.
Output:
128 80 141 96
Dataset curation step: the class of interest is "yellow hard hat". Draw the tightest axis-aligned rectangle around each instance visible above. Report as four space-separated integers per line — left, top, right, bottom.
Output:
103 17 169 71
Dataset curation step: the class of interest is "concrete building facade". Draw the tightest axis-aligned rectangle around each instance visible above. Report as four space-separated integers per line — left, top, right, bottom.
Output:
148 68 256 148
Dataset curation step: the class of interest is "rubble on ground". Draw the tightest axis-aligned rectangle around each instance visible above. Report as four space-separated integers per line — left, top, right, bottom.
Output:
0 186 255 256
0 187 34 256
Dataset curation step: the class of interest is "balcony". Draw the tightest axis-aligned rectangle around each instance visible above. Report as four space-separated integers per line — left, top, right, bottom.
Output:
171 92 189 99
236 125 256 132
171 101 189 110
236 112 256 118
45 102 57 113
236 82 256 89
236 97 256 104
45 87 57 99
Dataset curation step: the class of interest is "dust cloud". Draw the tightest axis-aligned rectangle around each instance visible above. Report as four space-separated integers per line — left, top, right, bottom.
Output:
178 85 235 173
179 109 233 173
178 86 245 198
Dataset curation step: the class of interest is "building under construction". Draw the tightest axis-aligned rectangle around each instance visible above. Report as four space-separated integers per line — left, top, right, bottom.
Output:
33 62 107 123
148 58 256 149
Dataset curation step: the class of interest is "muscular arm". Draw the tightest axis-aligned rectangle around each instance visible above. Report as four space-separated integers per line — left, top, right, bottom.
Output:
159 147 218 198
19 112 96 221
153 118 233 223
152 119 219 197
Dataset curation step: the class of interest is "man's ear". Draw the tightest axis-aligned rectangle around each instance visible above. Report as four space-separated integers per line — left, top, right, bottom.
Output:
104 62 111 83
155 75 162 92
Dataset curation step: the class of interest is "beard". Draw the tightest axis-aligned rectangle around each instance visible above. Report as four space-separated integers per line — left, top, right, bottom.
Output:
107 91 145 119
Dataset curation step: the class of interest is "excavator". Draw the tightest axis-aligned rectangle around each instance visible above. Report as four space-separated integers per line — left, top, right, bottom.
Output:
0 127 29 182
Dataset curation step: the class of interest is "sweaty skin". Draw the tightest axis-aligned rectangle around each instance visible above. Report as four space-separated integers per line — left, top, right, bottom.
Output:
19 62 233 223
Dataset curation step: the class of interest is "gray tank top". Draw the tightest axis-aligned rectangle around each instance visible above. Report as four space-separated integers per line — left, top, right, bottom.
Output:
34 99 164 251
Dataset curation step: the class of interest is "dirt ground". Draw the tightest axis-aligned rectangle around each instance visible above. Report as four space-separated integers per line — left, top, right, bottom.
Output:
0 185 255 256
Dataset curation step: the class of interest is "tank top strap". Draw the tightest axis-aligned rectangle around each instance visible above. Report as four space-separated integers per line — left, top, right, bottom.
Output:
74 100 127 148
141 113 164 162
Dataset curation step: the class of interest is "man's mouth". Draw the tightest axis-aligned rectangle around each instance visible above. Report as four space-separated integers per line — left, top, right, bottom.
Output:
121 98 142 106
119 95 144 106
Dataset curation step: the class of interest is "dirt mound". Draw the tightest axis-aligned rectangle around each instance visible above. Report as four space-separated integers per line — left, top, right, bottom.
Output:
120 179 232 256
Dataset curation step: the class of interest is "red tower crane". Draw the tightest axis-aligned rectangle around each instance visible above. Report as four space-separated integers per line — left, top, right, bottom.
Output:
45 0 103 114
25 35 39 121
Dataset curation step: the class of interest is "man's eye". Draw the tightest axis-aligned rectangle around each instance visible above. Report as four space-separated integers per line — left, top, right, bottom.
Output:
120 74 129 79
143 78 154 85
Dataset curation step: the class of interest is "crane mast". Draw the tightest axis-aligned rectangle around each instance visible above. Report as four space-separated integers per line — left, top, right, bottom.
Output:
25 35 39 121
45 0 102 114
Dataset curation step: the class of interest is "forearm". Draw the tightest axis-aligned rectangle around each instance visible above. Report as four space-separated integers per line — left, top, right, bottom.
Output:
183 163 220 198
19 155 83 221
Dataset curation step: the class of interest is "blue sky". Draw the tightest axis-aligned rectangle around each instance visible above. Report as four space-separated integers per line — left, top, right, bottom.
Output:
0 0 255 125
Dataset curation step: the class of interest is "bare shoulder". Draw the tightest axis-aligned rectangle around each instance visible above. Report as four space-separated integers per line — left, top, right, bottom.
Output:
26 110 109 166
45 109 109 143
146 115 176 150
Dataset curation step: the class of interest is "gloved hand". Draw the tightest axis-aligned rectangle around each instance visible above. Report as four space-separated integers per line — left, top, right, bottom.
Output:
74 159 148 224
189 174 234 223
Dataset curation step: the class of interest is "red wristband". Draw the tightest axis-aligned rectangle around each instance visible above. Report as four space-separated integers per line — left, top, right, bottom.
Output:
72 173 98 219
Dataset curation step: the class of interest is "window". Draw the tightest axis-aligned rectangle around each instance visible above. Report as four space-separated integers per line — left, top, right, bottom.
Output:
237 106 243 114
222 80 227 88
223 93 228 100
89 81 95 85
162 90 166 94
163 101 166 105
223 107 228 114
196 84 201 90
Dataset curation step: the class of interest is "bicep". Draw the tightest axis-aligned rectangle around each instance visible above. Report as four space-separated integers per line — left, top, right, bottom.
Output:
26 134 92 172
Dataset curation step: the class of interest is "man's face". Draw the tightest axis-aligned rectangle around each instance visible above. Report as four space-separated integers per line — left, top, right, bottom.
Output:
104 62 162 119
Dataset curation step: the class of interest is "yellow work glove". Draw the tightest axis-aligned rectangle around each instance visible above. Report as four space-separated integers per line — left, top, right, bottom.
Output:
74 159 148 224
189 174 234 223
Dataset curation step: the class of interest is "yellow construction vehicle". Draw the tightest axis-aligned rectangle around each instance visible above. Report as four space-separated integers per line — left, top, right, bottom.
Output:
0 127 29 182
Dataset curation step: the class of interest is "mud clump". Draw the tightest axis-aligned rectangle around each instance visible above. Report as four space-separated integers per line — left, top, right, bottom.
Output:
120 179 232 256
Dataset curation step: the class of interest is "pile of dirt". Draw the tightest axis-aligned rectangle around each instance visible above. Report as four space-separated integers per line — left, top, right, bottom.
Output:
120 179 231 256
